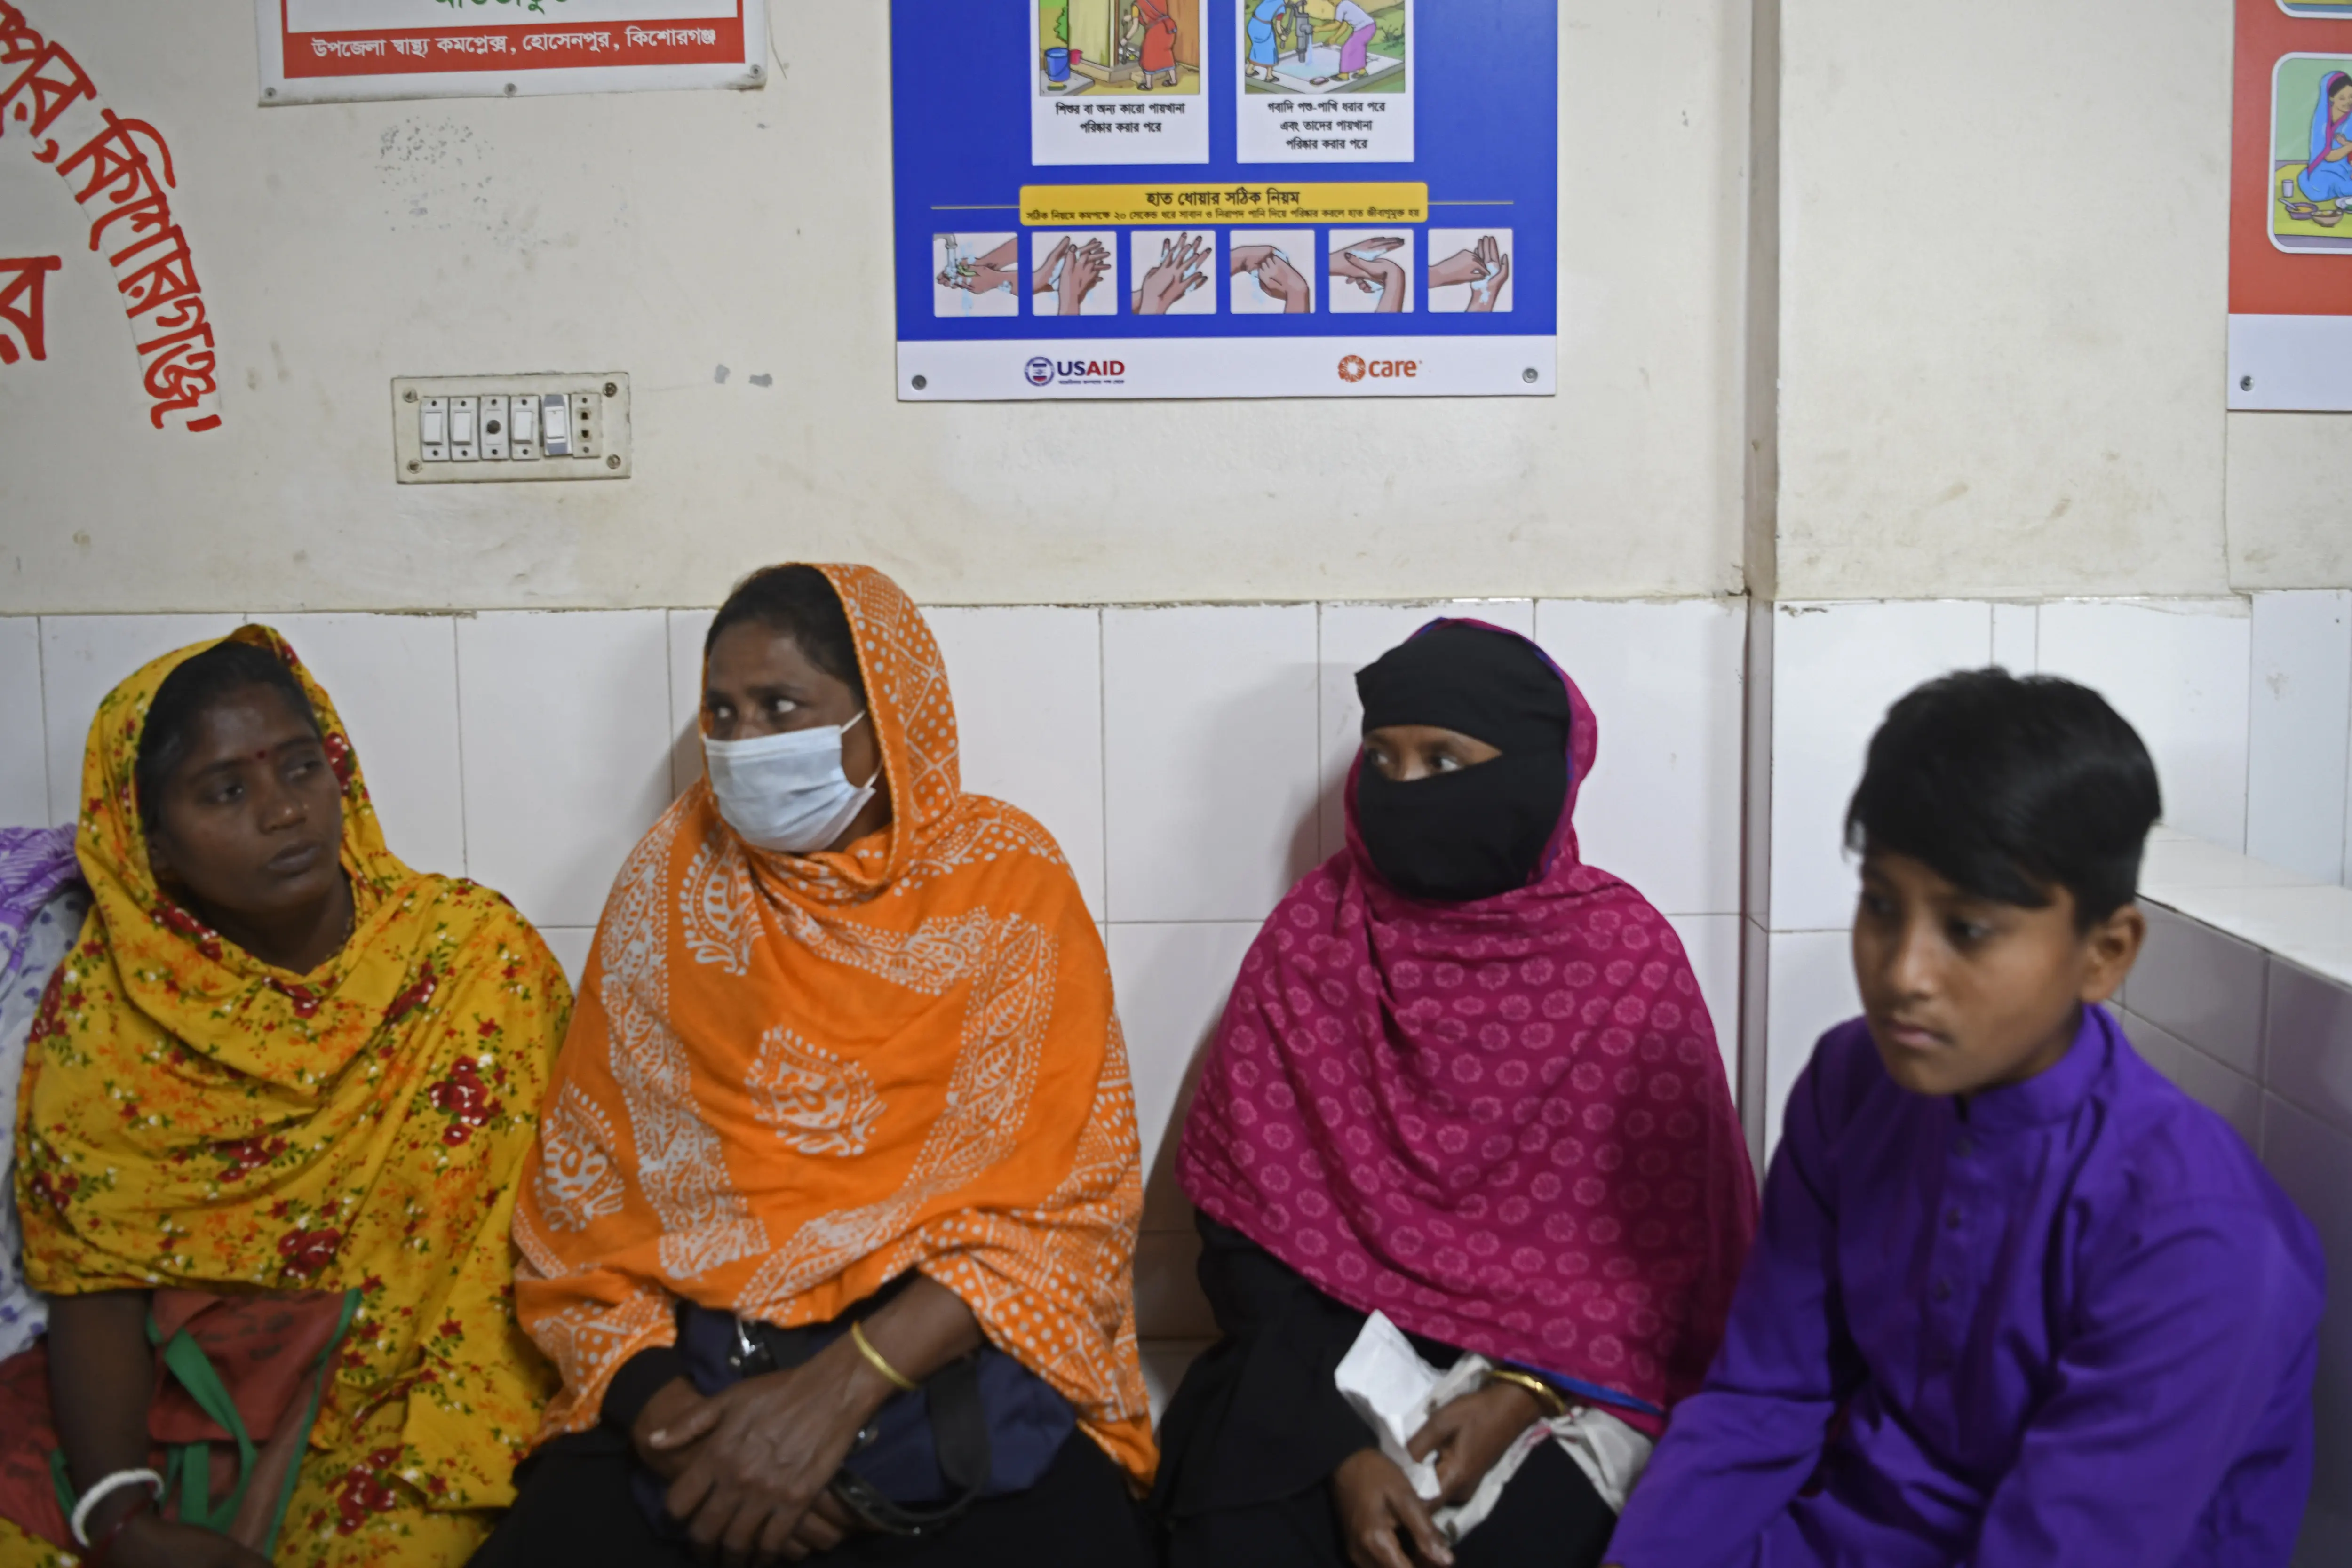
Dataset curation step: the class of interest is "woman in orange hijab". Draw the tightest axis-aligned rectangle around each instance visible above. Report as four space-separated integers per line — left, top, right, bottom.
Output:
479 565 1155 1568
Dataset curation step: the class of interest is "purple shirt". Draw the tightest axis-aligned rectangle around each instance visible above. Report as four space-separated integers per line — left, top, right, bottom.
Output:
1608 1008 2324 1567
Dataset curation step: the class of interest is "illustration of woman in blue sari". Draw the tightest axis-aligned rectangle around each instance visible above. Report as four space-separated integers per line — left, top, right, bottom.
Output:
2287 70 2352 225
1247 0 1284 82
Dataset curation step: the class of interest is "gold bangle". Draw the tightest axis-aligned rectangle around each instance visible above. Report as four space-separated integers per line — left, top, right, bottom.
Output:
849 1319 920 1394
1485 1367 1569 1420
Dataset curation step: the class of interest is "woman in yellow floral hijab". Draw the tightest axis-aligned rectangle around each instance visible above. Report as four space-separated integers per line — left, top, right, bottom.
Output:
0 627 570 1568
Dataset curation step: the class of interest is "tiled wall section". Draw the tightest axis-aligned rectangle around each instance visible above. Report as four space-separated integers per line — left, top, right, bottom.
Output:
0 600 1750 1353
2114 902 2352 1567
1755 592 2352 1159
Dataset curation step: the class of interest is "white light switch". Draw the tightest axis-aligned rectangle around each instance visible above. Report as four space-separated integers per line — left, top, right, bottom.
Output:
392 374 629 484
511 394 538 459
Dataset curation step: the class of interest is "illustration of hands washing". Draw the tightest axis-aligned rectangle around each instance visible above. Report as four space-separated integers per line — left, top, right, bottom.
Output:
1031 231 1119 316
933 233 1020 318
1327 228 1411 313
1230 230 1316 314
1133 231 1215 316
1426 230 1512 313
1329 233 1409 313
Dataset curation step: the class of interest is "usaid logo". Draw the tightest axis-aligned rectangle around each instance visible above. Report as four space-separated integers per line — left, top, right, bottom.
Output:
1023 356 1128 387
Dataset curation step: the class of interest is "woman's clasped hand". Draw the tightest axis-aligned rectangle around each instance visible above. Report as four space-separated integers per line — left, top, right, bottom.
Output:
1332 1379 1548 1568
633 1351 875 1564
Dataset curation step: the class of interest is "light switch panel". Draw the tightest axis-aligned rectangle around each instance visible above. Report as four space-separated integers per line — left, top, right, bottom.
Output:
392 373 630 484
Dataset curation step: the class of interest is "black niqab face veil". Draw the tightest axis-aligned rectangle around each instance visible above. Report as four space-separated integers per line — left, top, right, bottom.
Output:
1352 622 1573 903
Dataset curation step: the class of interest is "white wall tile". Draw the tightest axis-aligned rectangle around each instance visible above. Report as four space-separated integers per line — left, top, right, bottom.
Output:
2258 1096 2352 1568
1768 602 1993 932
666 609 715 800
1316 601 1536 862
1764 928 1859 1162
268 614 465 878
1108 921 1262 1233
926 607 1106 923
1990 602 2037 672
1537 599 1744 916
2129 905 2266 1079
540 927 596 992
2036 599 2252 852
40 615 243 823
457 612 673 930
1103 605 1319 924
2142 835 2320 897
2247 592 2352 886
2122 1010 2262 1150
2266 959 2352 1143
1667 912 1742 1104
0 620 46 828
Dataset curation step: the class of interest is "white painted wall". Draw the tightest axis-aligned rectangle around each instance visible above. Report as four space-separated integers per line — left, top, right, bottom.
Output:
7 2 2352 615
1775 0 2237 600
0 0 1751 613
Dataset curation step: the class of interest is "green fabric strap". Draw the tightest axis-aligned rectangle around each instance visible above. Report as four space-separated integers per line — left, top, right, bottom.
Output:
152 1320 259 1533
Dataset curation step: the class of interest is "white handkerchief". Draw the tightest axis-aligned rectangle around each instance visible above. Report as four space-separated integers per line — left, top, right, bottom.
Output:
1333 1310 1448 1500
1332 1312 1657 1544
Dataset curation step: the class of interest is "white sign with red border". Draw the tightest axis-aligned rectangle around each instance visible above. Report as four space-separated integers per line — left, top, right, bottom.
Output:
255 0 764 106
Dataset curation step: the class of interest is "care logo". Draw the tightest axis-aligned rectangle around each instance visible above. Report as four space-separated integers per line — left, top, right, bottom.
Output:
1339 354 1420 382
1025 356 1055 387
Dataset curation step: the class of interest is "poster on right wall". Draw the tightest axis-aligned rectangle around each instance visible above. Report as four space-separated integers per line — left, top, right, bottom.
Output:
2231 0 2352 409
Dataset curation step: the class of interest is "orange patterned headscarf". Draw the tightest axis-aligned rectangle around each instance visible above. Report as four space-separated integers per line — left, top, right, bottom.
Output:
513 565 1154 1483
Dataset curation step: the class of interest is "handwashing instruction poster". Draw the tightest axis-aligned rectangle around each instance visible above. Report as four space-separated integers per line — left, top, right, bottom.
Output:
2229 0 2352 410
894 0 1556 400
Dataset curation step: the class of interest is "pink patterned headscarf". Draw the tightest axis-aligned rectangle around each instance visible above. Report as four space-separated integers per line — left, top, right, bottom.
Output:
1176 626 1756 1419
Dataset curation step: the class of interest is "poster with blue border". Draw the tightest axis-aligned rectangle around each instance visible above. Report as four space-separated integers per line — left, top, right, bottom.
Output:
893 0 1557 400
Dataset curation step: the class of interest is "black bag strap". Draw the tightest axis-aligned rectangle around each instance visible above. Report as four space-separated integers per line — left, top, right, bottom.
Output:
829 1353 991 1537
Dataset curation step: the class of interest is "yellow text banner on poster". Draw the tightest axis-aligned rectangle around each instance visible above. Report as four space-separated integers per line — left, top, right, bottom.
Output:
1018 183 1429 226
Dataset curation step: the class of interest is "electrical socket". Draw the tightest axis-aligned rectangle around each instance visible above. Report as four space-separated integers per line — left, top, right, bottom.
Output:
393 373 630 484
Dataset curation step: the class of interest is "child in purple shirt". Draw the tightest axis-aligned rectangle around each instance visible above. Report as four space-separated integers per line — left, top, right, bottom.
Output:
1607 670 2325 1567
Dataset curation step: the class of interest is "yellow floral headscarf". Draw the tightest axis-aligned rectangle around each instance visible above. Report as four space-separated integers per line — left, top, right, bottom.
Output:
14 625 572 1515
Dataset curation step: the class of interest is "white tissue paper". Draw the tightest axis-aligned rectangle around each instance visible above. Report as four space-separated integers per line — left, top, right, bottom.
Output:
1332 1311 1657 1544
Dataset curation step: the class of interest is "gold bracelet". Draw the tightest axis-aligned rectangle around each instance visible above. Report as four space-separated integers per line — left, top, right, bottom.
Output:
1485 1367 1569 1420
849 1319 920 1394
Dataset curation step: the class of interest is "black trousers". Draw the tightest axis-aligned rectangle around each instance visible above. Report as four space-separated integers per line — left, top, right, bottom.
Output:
1164 1441 1616 1568
469 1426 1155 1568
1154 1216 1620 1568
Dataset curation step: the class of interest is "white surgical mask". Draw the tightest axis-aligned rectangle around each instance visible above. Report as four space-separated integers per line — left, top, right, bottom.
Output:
703 711 879 854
